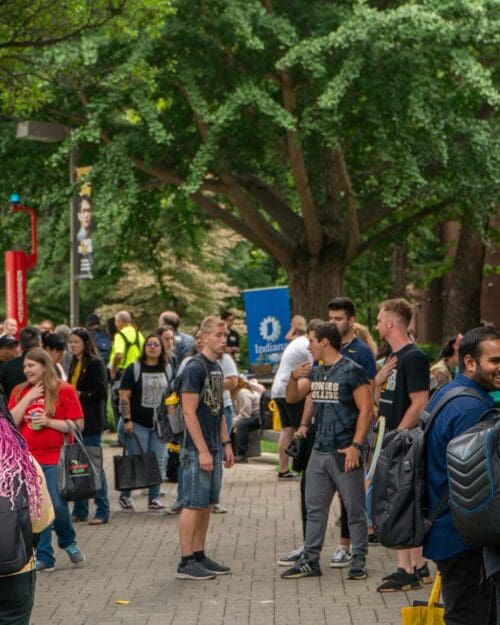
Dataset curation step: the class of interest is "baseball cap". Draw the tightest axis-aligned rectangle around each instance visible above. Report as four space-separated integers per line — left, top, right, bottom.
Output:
86 313 100 326
0 335 19 348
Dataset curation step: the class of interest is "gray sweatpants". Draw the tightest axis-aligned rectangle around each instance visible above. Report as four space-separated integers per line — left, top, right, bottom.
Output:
304 450 368 562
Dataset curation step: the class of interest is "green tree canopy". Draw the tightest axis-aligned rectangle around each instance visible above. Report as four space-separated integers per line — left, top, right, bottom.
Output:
2 0 499 318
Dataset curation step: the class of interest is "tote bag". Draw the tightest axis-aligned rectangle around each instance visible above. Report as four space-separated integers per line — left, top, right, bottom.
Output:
57 421 102 501
401 573 444 625
113 431 162 491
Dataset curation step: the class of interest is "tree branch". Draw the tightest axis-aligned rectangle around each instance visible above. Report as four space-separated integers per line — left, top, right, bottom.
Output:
279 69 322 255
359 201 450 254
235 173 303 241
333 148 360 262
192 192 275 258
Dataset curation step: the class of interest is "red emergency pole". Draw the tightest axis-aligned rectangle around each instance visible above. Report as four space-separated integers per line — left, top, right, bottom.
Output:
4 196 38 332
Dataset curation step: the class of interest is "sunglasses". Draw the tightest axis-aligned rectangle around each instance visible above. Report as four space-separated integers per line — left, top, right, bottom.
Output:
145 342 161 348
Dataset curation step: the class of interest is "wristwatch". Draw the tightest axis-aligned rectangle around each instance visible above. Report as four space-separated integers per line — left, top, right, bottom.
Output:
351 441 363 452
222 440 232 447
123 418 132 423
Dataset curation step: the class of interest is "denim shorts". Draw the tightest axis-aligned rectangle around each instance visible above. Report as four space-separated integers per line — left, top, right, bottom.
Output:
181 448 223 509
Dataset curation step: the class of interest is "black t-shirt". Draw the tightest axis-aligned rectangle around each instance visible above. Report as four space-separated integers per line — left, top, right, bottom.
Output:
310 357 369 453
120 362 169 428
226 329 240 350
179 353 224 452
378 343 430 430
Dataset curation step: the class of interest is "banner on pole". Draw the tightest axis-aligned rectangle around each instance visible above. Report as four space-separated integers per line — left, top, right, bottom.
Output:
76 166 93 279
243 286 290 372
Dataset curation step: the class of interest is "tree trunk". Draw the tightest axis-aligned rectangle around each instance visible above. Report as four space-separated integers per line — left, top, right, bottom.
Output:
442 222 485 339
288 259 345 320
390 244 408 298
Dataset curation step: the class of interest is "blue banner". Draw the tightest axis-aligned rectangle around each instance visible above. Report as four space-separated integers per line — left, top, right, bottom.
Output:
243 286 290 371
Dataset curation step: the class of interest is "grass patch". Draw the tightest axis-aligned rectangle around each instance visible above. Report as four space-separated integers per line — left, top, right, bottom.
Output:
261 439 279 454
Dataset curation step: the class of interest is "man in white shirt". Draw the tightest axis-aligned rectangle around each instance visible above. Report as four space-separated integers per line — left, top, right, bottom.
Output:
271 319 322 479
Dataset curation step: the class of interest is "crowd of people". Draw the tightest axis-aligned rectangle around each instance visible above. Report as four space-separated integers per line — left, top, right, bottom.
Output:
0 300 499 625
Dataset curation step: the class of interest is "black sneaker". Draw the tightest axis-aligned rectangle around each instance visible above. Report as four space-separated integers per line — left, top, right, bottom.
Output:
377 569 421 592
200 556 231 575
278 470 300 480
381 567 405 581
347 554 367 580
415 561 433 585
368 530 380 544
176 560 216 580
281 557 321 579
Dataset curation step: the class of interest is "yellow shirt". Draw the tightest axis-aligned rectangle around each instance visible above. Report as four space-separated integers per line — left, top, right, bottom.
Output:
70 360 82 387
109 326 145 369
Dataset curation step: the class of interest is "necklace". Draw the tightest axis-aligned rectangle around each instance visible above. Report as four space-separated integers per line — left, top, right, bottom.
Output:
321 364 336 381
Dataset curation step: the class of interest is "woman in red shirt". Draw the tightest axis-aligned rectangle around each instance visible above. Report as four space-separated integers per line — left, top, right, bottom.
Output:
9 347 85 573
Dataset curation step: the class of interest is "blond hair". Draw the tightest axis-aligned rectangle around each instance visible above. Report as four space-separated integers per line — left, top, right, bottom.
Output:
199 315 225 335
353 322 378 356
20 348 60 416
380 298 413 327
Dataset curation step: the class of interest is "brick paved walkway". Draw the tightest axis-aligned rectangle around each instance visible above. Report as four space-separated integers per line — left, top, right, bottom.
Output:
31 444 434 625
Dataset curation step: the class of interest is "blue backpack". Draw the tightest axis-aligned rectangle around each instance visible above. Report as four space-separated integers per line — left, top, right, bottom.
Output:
92 329 111 363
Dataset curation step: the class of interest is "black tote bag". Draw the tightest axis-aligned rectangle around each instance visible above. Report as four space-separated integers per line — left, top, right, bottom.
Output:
113 431 162 491
57 421 103 501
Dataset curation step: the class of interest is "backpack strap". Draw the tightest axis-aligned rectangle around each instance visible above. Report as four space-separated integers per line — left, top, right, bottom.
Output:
421 385 488 436
133 361 141 383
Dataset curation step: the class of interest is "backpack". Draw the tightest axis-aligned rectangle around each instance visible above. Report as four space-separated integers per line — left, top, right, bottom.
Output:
447 408 500 547
119 329 142 367
0 405 34 575
92 329 111 364
260 390 273 430
372 386 484 549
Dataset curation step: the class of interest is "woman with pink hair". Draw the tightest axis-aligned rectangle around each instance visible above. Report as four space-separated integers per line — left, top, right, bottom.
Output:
0 406 53 625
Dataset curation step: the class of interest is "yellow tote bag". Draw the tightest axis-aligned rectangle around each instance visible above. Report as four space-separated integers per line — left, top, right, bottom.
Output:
401 573 445 625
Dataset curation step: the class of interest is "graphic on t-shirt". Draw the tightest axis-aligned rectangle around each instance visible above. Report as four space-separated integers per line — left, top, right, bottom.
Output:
141 372 167 409
384 369 397 392
311 380 340 403
204 372 224 416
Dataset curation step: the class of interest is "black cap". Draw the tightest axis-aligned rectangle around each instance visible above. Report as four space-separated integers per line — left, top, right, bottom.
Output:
86 313 100 326
0 335 19 348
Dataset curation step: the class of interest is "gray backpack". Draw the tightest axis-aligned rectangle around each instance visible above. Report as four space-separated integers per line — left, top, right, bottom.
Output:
447 408 500 547
372 386 484 549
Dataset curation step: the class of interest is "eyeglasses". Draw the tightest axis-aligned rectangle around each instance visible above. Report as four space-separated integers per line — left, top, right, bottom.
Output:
145 342 161 348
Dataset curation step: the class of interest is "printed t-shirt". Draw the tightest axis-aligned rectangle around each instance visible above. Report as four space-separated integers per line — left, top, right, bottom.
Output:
120 362 168 428
179 353 224 452
340 337 377 380
378 343 429 431
310 357 369 453
10 382 83 465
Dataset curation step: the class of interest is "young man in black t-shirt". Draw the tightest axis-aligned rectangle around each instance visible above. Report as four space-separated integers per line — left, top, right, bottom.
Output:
281 323 373 581
375 298 430 592
176 316 234 581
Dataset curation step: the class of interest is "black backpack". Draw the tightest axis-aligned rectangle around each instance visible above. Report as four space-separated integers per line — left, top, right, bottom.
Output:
0 400 34 575
447 408 500 547
372 386 484 549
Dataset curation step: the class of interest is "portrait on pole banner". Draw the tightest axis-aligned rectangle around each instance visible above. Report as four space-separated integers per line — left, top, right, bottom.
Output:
76 168 93 279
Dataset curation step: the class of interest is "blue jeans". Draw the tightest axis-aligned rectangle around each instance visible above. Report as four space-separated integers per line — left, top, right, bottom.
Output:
37 464 77 567
117 419 163 500
72 433 110 522
224 405 233 434
181 448 223 509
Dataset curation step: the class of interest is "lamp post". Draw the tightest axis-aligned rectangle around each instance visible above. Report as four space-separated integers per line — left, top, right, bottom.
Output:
16 121 80 326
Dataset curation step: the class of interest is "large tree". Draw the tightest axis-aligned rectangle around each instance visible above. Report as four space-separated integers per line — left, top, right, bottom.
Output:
3 0 499 318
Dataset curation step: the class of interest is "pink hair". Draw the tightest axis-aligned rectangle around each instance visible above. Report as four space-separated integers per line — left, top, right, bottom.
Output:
0 418 42 520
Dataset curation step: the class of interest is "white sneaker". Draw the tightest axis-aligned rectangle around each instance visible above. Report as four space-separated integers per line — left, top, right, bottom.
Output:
330 546 352 568
277 546 304 566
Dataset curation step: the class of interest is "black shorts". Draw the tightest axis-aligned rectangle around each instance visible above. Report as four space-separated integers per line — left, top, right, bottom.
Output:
275 397 304 429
